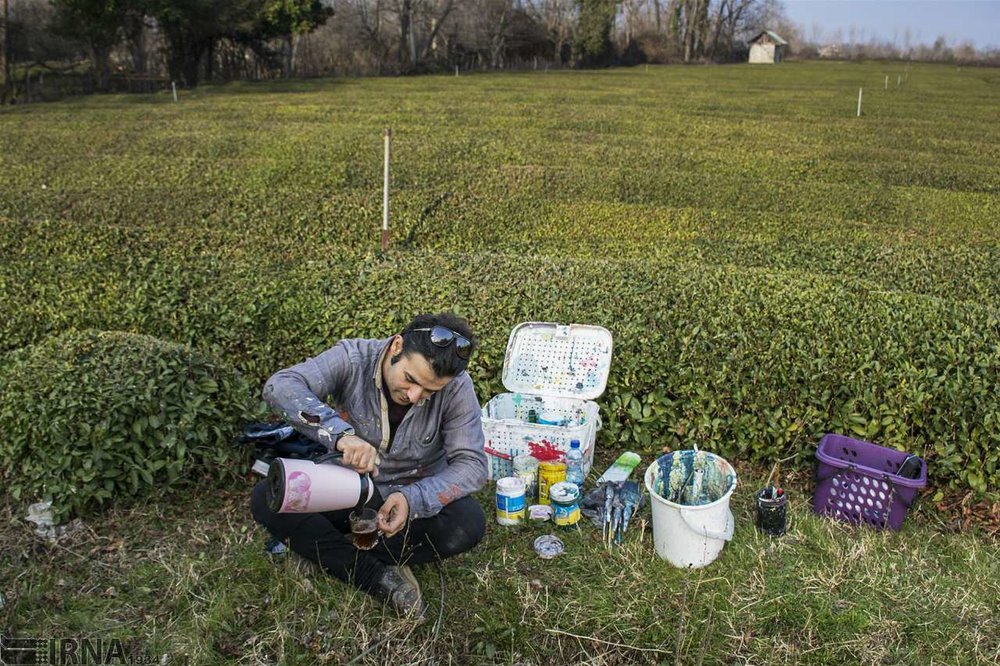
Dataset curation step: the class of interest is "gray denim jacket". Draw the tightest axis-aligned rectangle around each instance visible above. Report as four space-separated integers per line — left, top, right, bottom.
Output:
261 337 487 519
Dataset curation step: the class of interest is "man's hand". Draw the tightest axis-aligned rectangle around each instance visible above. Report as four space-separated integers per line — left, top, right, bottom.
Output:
336 435 380 476
377 492 409 537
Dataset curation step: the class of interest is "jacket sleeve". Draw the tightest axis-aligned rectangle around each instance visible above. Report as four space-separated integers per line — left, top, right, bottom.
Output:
261 342 356 449
396 375 488 520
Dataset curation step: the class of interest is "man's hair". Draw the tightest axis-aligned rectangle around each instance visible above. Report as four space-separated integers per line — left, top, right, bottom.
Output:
399 312 477 378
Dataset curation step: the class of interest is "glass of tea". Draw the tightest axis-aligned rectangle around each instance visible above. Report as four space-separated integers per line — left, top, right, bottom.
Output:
349 508 380 550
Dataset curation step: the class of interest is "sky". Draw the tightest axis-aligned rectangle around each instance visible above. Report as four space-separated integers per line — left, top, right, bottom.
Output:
783 0 1000 50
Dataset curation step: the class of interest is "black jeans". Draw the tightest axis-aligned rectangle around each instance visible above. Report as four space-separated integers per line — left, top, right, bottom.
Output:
250 479 486 592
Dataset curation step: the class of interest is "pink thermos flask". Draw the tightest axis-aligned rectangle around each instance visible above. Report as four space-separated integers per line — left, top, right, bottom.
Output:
266 458 375 513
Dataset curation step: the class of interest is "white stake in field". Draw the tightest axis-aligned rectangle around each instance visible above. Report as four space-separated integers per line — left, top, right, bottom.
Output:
382 128 391 251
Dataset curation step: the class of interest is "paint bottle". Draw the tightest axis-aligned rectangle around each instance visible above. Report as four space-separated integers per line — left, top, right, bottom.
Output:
549 482 581 527
538 461 566 506
513 455 539 504
495 476 526 526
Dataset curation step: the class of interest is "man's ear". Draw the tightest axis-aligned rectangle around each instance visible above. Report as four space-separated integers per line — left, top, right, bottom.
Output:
390 334 404 356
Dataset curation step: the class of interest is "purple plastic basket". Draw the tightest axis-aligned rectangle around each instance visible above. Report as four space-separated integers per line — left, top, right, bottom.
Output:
813 433 926 531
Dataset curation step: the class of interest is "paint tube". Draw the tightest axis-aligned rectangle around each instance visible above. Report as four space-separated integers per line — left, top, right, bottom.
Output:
596 451 642 484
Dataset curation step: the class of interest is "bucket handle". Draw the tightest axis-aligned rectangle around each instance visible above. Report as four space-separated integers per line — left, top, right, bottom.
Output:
680 508 734 541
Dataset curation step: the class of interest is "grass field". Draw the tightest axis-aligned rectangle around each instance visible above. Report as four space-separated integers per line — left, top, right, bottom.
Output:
2 61 999 664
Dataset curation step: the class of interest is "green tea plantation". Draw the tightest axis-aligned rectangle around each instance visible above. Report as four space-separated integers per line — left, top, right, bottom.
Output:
3 61 997 499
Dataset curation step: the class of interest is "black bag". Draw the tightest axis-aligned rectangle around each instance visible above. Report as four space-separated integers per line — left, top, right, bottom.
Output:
238 422 329 461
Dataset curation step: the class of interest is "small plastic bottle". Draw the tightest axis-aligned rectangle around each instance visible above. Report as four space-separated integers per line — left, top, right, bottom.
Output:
565 439 584 488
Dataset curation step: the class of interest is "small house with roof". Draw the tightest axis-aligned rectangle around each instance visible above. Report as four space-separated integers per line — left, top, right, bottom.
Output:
748 31 787 64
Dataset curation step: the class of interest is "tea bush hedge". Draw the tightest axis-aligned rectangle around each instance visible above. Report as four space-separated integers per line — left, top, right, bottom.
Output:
1 62 997 498
0 330 261 521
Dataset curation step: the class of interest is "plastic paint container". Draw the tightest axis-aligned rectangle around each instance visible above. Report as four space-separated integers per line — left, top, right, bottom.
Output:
495 476 526 526
538 461 567 506
644 452 737 569
549 481 581 527
537 412 565 426
513 455 540 504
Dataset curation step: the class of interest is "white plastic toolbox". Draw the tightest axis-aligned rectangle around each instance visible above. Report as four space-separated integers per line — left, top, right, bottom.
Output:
481 322 613 480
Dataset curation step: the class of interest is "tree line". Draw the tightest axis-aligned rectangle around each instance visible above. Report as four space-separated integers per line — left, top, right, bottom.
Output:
2 0 333 91
1 0 791 98
2 0 996 103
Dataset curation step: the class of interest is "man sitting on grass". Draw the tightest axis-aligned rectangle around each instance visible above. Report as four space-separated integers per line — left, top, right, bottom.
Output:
250 312 488 619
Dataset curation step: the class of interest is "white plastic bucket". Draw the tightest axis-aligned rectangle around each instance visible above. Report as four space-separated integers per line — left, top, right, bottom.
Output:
644 451 737 569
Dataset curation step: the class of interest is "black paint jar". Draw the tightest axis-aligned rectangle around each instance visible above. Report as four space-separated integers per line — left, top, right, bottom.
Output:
756 487 788 536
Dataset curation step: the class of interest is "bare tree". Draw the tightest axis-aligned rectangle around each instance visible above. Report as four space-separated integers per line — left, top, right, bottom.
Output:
620 0 645 47
375 0 458 71
393 0 414 67
1 0 9 102
524 0 575 63
483 0 510 67
417 0 456 62
353 0 391 71
708 0 753 59
681 0 698 62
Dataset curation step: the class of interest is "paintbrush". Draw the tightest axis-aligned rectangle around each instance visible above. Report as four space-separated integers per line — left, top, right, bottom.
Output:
603 483 615 545
672 457 698 504
764 453 799 497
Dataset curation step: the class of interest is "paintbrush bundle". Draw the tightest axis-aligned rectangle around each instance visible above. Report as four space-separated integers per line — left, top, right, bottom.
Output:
579 480 645 545
655 450 735 506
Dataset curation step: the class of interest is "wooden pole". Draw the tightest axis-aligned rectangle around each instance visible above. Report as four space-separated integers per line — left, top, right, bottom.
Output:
381 128 391 251
857 88 863 117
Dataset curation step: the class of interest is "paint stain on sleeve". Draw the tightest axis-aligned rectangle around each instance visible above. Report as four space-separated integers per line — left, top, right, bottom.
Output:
436 484 463 507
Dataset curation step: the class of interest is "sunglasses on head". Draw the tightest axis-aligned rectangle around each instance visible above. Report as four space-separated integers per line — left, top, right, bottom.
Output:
409 326 472 359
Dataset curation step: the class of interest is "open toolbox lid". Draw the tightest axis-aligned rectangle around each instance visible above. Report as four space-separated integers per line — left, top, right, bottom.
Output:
500 322 613 400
